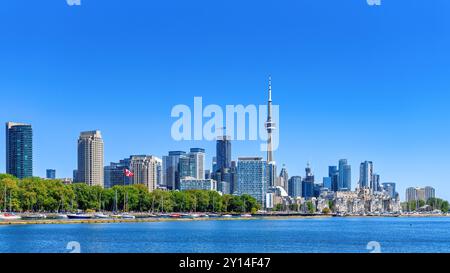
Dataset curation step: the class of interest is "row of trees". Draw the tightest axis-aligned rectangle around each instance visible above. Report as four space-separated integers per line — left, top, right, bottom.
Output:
0 174 261 213
402 198 449 213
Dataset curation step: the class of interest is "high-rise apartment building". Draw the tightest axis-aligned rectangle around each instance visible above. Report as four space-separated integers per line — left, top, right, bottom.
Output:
6 122 33 179
77 130 104 187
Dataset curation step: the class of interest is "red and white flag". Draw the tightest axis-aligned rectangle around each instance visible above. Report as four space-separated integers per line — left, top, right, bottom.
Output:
124 169 134 177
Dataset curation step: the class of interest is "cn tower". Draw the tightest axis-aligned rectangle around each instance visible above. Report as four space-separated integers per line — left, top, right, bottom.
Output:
265 76 276 164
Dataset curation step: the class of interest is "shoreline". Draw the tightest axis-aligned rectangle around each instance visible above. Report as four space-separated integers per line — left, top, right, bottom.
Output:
1 214 448 226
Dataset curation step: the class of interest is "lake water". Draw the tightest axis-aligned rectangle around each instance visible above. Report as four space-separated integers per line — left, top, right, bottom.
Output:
1 217 450 253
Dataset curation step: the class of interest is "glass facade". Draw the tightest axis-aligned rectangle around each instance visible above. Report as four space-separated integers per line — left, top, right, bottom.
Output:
288 176 302 198
46 169 56 179
237 157 268 207
6 122 33 179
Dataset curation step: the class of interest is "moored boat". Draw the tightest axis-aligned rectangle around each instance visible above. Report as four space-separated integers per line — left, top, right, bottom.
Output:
94 213 110 219
222 214 233 218
0 213 22 220
21 214 47 220
170 213 182 218
241 214 253 218
67 214 94 220
120 214 136 219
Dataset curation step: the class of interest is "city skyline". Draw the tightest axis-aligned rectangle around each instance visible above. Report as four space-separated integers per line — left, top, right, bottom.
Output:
1 1 450 200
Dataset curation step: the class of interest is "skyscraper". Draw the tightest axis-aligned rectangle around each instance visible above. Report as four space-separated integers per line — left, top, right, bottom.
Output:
359 161 374 189
77 130 104 187
302 163 315 199
6 122 33 179
278 165 289 191
288 176 302 198
327 166 338 192
216 136 231 171
237 157 268 207
372 173 381 192
338 159 351 191
189 148 205 179
46 169 56 179
162 151 186 190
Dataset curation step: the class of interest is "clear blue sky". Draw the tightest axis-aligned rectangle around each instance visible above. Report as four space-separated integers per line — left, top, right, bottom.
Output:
1 0 449 200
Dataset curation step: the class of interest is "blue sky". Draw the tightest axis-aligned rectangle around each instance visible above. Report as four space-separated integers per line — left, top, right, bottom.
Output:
1 0 449 200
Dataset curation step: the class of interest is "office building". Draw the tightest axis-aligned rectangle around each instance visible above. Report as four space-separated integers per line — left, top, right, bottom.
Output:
288 176 302 198
216 136 231 171
46 169 56 179
189 148 205 180
359 161 374 189
180 178 217 191
302 163 315 199
237 157 268 207
338 159 351 191
104 158 132 188
162 151 186 190
6 122 33 179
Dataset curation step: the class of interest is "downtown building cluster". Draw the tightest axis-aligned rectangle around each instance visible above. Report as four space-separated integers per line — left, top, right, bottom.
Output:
2 79 439 214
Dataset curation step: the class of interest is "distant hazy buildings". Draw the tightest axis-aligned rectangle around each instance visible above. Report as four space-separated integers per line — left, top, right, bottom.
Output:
180 178 217 191
76 131 104 187
237 157 268 207
406 186 436 202
6 122 33 179
46 169 56 179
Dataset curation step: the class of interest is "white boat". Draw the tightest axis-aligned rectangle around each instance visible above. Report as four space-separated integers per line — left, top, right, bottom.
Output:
120 214 136 219
94 213 110 219
241 214 253 218
21 214 47 220
0 213 22 221
222 214 233 218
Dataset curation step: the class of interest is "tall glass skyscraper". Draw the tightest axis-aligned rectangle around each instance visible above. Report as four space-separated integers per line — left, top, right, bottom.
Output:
338 159 351 191
237 157 268 207
359 161 374 189
216 135 231 171
6 122 33 179
288 176 302 198
162 151 186 190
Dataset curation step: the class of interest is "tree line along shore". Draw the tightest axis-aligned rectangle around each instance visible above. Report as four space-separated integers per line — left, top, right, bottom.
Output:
0 174 260 213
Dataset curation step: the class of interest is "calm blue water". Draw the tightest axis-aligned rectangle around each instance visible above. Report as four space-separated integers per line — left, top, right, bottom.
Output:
1 217 450 253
